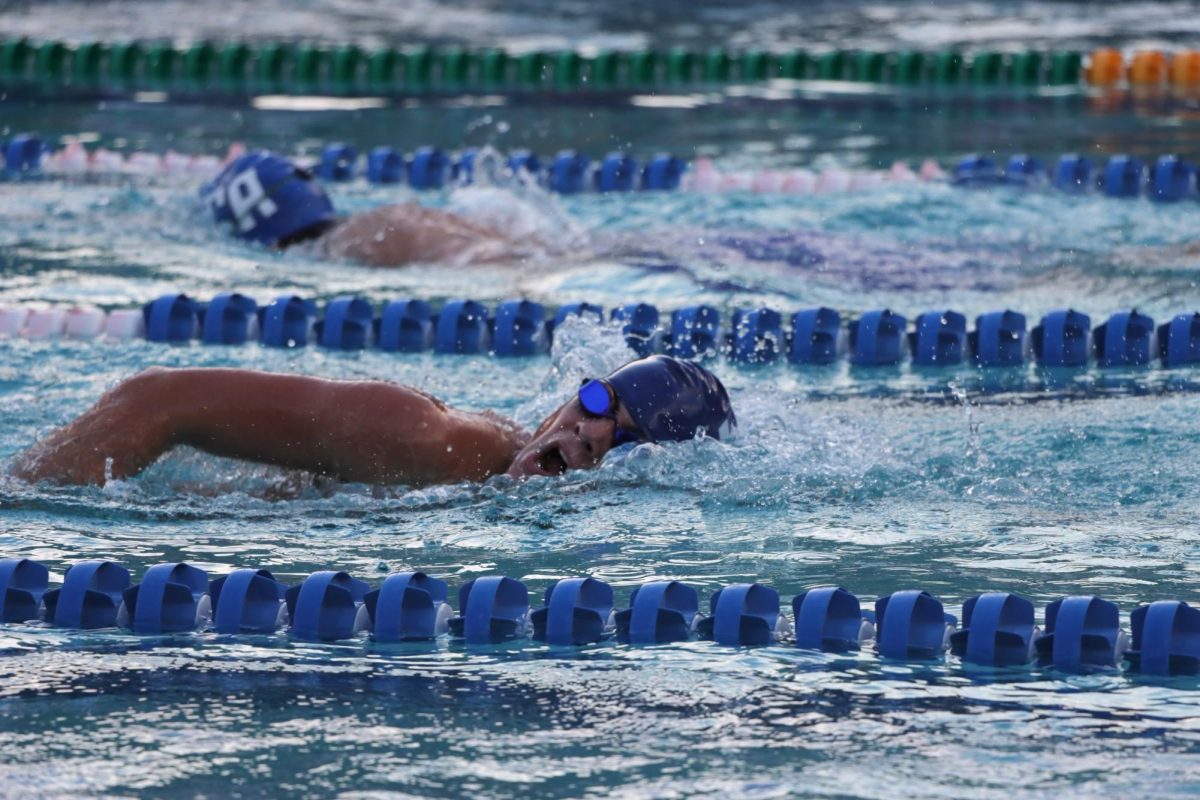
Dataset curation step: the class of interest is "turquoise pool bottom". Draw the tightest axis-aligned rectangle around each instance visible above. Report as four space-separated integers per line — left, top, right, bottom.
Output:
3 330 1200 798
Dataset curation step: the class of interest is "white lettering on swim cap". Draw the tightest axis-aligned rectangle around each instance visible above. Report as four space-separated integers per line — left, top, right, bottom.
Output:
214 168 279 233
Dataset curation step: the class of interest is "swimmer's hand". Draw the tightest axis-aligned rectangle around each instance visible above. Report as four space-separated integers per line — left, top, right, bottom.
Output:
13 368 526 487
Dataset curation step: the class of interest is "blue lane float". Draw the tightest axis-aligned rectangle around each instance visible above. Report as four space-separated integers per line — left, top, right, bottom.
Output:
731 307 784 364
15 295 1200 374
641 154 686 191
377 299 433 352
1159 312 1200 367
448 576 530 644
452 149 477 184
849 309 906 367
952 150 1194 203
549 150 590 194
953 155 1002 186
435 299 490 354
318 143 358 182
789 307 842 365
1034 595 1127 672
1094 309 1155 367
1053 154 1093 193
1031 309 1091 367
1151 155 1193 203
43 560 130 629
210 568 288 634
594 152 639 192
260 295 316 348
407 146 451 189
949 592 1039 666
1102 154 1143 198
1127 601 1200 676
670 305 721 360
697 582 787 646
366 146 404 184
363 572 451 642
910 310 967 366
201 292 259 345
531 577 614 645
9 559 1200 677
143 293 199 342
2 134 46 175
615 580 699 645
874 590 956 660
315 295 374 350
285 571 370 642
121 562 210 634
0 558 48 623
792 586 873 651
970 310 1026 367
492 299 547 357
1004 154 1046 185
506 149 541 178
610 303 660 357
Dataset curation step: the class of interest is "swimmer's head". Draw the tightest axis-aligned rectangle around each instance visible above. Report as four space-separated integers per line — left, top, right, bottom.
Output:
507 355 736 479
202 151 336 248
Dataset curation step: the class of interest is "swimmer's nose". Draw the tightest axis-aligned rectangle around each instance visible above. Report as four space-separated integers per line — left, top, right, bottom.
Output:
574 418 614 459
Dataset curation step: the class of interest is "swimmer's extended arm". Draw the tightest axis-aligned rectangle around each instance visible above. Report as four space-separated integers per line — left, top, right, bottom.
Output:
12 368 524 486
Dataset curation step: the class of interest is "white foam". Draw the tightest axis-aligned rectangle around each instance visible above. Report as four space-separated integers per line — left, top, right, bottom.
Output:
446 162 589 256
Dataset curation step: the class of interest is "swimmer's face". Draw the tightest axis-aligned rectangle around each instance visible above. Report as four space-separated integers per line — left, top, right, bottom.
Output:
506 395 640 480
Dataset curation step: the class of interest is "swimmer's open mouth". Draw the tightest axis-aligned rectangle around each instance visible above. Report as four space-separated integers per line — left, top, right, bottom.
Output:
537 445 568 477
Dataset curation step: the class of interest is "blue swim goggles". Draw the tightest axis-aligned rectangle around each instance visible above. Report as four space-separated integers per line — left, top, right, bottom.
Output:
578 379 642 447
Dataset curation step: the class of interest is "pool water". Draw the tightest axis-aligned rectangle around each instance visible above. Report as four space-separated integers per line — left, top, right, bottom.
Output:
6 2 1200 798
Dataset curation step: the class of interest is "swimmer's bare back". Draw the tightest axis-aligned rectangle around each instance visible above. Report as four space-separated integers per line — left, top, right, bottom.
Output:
12 368 527 486
318 202 526 267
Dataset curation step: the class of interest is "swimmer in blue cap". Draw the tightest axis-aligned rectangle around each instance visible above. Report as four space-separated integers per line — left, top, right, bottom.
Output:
203 150 529 266
13 355 735 487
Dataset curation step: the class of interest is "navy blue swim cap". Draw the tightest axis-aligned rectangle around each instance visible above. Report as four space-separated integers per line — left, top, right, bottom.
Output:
202 151 335 246
606 355 736 443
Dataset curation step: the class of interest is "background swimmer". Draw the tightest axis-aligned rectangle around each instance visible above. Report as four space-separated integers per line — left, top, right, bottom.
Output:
205 150 550 267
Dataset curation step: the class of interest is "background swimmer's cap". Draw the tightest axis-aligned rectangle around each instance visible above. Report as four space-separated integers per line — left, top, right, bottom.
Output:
202 151 336 246
606 355 736 443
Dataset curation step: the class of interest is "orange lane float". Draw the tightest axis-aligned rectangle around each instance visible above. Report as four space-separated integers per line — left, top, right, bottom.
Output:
1169 50 1200 87
1086 48 1125 87
1128 50 1167 85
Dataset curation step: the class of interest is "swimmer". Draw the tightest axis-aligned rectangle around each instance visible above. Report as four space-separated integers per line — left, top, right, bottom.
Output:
204 150 542 266
12 355 735 488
